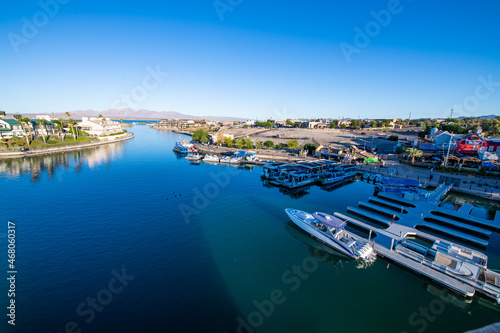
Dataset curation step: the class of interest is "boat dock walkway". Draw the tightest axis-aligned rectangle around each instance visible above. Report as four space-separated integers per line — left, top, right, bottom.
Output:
417 222 489 248
358 201 401 220
426 214 491 237
368 197 408 214
374 245 476 297
432 209 500 231
346 206 392 227
334 212 476 297
376 193 417 208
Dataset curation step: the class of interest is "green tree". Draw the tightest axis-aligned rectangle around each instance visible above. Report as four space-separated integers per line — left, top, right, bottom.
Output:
388 135 399 141
395 146 407 154
341 124 346 129
18 118 31 146
263 140 275 148
303 143 318 155
245 138 253 149
68 119 78 141
0 110 5 117
350 120 360 128
224 137 234 147
216 132 225 145
407 148 422 165
287 139 299 149
329 122 335 128
236 137 245 149
369 120 376 128
286 119 294 126
243 124 249 129
13 114 22 120
256 141 263 149
192 129 210 143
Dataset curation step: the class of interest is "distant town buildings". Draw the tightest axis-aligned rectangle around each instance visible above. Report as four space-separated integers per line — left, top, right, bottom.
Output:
77 116 122 136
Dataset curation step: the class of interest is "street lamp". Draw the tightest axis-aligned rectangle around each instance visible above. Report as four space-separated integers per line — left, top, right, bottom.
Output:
444 133 455 167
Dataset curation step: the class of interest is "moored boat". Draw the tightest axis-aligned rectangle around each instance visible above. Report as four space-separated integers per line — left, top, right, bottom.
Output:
394 239 500 304
285 209 375 261
185 154 202 161
203 154 220 163
173 140 198 154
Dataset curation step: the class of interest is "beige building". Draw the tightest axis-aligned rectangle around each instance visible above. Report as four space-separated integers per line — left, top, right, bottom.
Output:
78 116 122 136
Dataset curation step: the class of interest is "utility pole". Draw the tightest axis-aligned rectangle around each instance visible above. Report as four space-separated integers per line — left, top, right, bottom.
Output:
450 108 454 118
444 133 454 167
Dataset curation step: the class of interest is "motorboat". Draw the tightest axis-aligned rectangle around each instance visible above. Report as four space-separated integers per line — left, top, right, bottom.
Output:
203 154 220 163
375 178 421 194
173 140 198 154
285 209 375 261
394 239 500 304
317 170 345 185
185 154 202 161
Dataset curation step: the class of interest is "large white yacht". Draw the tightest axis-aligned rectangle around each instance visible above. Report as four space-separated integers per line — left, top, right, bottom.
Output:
285 209 375 261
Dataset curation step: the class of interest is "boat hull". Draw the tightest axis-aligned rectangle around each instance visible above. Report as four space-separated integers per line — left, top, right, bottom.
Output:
285 209 356 259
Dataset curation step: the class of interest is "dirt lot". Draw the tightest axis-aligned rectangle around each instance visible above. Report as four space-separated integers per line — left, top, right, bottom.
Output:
220 127 419 149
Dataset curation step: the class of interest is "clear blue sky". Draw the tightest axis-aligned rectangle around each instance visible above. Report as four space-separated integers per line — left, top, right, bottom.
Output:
1 0 499 120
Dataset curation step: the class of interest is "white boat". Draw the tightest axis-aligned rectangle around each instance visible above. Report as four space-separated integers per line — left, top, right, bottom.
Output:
228 157 241 164
395 239 500 304
203 154 220 163
219 156 231 163
285 209 375 261
185 154 202 161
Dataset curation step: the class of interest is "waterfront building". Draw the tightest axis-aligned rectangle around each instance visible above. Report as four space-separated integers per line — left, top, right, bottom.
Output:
77 116 122 136
155 119 196 129
0 118 24 138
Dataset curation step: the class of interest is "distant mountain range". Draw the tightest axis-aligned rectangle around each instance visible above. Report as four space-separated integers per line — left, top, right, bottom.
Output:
24 108 248 121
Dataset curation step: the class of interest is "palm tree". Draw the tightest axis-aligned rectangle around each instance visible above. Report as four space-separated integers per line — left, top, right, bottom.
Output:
68 119 77 141
407 148 423 165
21 117 34 140
37 119 47 143
18 118 30 146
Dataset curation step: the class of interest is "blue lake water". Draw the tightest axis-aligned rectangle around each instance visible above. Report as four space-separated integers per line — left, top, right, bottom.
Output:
1 125 499 333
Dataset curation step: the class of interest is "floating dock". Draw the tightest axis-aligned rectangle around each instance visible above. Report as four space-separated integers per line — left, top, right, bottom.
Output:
432 209 500 231
376 193 417 208
417 222 489 248
368 197 408 214
359 201 401 220
425 215 491 237
346 206 392 227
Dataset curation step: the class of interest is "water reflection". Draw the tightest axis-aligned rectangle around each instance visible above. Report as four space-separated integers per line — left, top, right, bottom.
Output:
0 143 124 182
441 193 500 220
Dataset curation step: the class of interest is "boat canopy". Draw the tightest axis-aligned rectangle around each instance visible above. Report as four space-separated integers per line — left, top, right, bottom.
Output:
380 178 420 186
312 212 347 229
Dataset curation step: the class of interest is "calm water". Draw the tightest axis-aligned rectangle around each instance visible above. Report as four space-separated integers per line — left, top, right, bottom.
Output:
1 126 499 333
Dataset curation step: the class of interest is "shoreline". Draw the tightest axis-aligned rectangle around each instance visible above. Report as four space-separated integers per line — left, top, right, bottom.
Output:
0 133 134 159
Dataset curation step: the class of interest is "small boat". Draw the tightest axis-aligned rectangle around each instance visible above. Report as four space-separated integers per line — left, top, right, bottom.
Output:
285 209 375 261
185 154 202 161
173 139 198 154
394 239 500 304
219 156 231 164
203 154 220 163
375 178 421 194
228 157 241 164
317 170 345 185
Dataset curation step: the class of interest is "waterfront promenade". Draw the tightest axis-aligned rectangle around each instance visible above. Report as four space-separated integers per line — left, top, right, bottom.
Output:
357 163 500 201
0 132 134 159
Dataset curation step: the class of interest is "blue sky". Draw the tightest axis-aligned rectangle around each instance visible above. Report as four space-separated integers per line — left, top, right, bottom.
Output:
1 0 499 120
